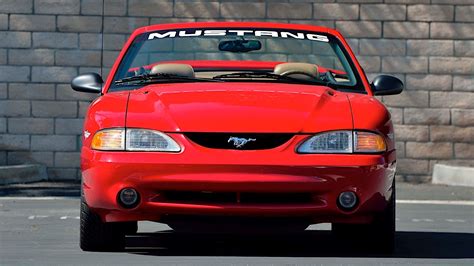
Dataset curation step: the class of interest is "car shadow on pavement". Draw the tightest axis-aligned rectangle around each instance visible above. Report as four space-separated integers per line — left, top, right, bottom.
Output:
125 230 474 259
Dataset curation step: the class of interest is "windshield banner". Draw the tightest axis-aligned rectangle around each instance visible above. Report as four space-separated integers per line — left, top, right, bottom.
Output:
147 29 329 43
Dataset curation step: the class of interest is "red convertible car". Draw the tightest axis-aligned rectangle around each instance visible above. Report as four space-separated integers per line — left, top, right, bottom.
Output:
72 22 402 252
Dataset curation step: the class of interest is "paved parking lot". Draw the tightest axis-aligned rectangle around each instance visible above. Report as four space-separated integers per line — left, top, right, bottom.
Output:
1 183 473 265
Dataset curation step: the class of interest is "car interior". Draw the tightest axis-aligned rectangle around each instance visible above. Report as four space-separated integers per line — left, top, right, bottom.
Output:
147 62 348 83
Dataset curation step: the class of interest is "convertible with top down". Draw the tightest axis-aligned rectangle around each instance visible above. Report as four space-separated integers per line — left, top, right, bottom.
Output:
72 22 403 252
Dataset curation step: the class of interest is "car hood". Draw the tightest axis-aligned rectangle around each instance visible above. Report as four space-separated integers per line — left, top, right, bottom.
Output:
125 83 353 133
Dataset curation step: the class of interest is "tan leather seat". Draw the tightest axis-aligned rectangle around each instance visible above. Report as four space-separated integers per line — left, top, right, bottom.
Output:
273 63 319 81
150 63 195 78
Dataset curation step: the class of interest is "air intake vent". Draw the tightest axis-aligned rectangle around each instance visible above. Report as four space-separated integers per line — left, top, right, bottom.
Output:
157 191 313 205
185 133 293 150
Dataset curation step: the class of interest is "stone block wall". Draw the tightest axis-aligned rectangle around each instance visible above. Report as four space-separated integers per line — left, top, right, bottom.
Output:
0 0 472 181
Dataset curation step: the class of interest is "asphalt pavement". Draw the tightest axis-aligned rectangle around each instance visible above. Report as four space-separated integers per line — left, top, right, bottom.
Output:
0 183 473 265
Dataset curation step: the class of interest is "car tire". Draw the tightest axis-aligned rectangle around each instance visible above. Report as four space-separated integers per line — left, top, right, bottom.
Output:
332 181 395 253
80 198 126 252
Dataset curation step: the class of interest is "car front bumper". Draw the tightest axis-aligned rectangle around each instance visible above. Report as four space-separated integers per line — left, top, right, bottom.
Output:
81 134 396 224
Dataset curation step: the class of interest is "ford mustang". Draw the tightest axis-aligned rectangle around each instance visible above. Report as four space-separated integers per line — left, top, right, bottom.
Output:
72 22 403 252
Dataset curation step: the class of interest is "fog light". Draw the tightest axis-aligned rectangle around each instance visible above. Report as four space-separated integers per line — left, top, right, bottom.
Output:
118 188 139 208
338 191 358 210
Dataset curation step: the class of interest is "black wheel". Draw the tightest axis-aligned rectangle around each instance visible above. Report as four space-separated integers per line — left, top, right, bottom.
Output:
369 182 395 253
80 198 129 251
332 181 396 253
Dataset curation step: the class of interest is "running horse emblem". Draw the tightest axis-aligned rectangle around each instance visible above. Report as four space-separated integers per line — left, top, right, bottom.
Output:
228 137 256 148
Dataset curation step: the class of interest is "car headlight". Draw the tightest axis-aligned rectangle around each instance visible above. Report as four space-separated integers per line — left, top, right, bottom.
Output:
297 131 353 153
126 128 181 152
297 131 386 154
91 128 181 152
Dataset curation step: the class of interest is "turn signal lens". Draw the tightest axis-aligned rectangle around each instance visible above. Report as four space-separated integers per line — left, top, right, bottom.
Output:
91 129 125 150
354 132 386 153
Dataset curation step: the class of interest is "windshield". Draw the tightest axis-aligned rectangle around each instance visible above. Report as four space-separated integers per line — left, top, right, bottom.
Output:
110 28 363 92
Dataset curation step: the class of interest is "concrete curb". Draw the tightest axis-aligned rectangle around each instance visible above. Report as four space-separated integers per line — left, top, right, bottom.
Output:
0 164 48 185
432 164 474 188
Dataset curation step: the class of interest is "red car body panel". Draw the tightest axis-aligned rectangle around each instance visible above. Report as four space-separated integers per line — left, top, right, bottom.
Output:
82 145 395 223
125 83 352 133
81 22 396 225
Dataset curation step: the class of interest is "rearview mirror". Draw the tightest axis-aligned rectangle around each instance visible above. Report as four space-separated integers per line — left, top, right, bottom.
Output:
371 75 404 96
71 73 103 93
218 39 262 53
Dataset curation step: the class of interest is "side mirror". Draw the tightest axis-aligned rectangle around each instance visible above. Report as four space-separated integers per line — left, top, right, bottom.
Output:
371 75 404 96
71 73 103 93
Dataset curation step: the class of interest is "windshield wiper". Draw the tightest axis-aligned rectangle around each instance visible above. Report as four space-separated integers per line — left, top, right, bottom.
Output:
212 72 336 88
114 73 220 85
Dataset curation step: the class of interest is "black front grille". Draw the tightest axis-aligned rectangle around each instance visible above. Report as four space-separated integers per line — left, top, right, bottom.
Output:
185 133 293 150
157 191 313 205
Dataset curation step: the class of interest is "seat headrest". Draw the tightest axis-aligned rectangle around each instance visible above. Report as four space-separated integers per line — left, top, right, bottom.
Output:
150 63 195 78
273 63 319 80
